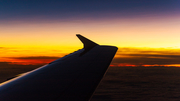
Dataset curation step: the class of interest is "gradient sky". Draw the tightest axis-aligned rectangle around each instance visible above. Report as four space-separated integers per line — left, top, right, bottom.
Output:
1 0 180 66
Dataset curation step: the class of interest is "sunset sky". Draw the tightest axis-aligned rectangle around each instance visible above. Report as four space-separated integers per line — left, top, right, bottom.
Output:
1 0 180 66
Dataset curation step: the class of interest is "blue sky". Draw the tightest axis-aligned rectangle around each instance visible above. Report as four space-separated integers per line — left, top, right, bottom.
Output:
1 0 180 22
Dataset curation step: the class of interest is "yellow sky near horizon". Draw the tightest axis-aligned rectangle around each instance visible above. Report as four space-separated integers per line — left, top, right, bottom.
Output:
1 15 180 48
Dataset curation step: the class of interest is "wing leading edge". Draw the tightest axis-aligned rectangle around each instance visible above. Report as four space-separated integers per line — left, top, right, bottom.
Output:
0 34 118 101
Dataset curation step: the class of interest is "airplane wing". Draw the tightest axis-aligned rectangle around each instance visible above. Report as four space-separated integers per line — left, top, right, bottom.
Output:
0 34 118 101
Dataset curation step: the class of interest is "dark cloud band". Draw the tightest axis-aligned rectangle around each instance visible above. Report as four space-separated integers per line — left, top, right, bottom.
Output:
12 56 60 60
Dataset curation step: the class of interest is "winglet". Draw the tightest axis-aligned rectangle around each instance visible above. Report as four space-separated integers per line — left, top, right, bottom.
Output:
76 34 99 56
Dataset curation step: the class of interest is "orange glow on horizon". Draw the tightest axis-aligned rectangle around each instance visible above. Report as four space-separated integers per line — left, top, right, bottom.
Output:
110 64 180 67
1 47 180 67
1 58 57 65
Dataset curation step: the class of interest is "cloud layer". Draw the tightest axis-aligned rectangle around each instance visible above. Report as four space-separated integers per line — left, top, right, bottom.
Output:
1 47 180 66
112 48 180 66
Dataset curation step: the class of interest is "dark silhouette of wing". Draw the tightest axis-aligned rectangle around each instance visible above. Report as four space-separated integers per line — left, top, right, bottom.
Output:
0 34 118 101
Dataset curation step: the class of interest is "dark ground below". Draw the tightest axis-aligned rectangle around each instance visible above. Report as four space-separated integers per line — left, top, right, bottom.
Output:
1 64 180 101
91 66 180 101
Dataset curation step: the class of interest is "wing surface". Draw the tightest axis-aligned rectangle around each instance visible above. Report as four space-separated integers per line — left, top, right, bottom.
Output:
0 34 118 101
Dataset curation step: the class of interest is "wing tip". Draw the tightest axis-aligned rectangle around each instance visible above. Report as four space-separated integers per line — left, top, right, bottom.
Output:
76 34 98 50
76 34 99 56
76 34 118 56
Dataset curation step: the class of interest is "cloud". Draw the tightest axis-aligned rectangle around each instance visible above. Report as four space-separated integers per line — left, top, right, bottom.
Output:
0 47 12 54
13 56 60 60
117 47 180 55
0 47 9 49
5 56 61 65
113 56 180 65
112 48 180 66
0 62 11 66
